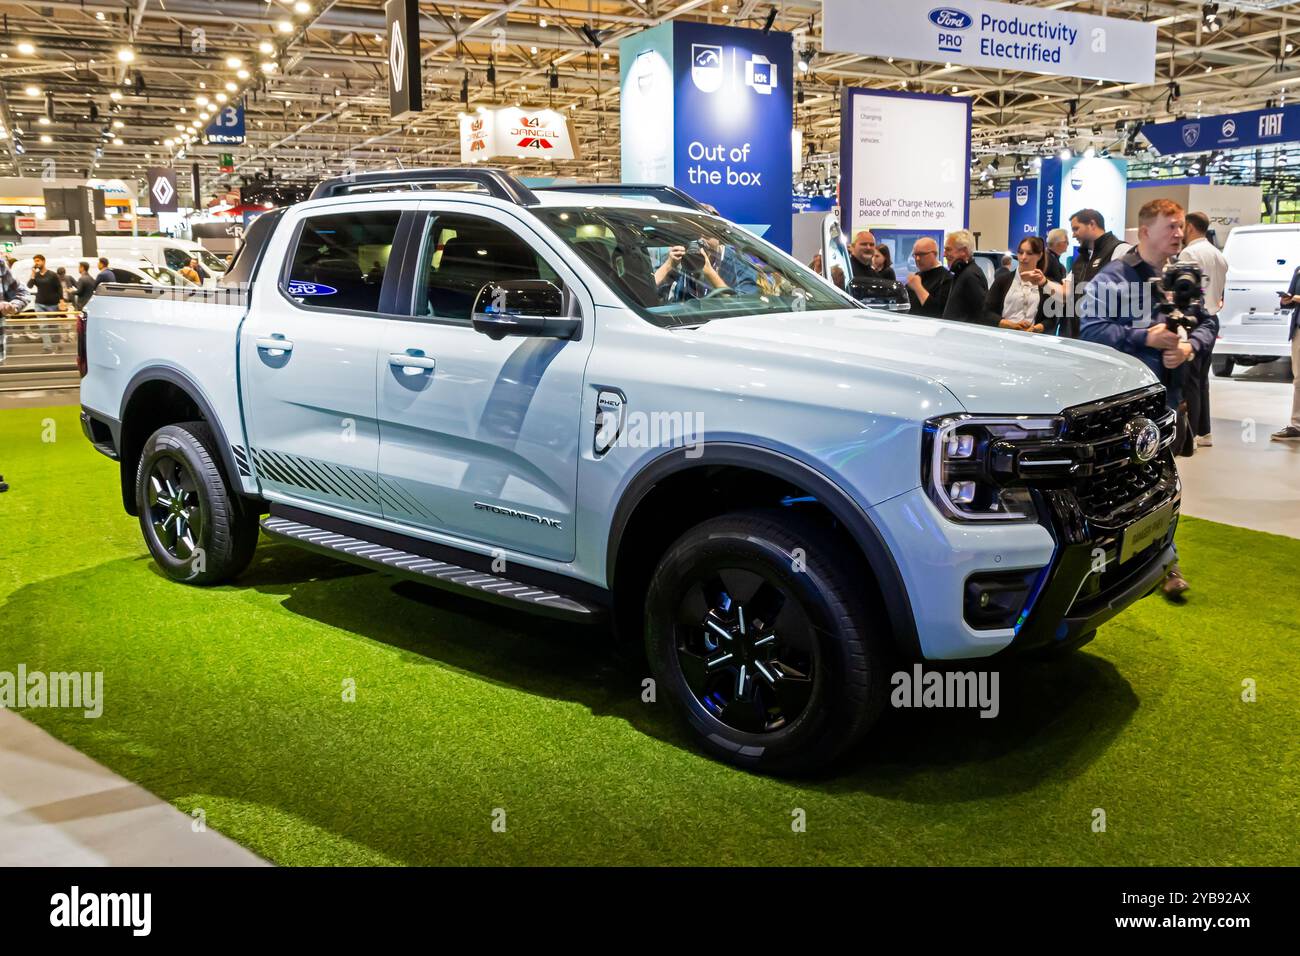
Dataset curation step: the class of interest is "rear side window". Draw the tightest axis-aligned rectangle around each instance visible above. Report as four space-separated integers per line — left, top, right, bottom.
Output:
164 248 188 271
285 211 402 313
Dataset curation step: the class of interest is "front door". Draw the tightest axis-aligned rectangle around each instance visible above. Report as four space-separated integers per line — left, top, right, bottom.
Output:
373 202 594 562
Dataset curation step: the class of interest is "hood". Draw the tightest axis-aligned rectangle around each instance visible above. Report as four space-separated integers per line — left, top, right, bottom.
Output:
683 309 1157 414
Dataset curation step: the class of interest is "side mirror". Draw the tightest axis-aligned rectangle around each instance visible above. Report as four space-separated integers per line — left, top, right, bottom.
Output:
471 280 580 341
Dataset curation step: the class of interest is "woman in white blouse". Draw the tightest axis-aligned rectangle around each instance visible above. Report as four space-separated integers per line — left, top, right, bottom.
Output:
982 236 1064 332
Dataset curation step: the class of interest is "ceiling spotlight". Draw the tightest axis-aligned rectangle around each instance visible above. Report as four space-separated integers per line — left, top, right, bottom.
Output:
17 41 36 56
226 56 242 69
40 133 51 144
581 23 603 48
277 19 293 34
196 94 210 106
225 81 238 92
24 85 40 97
259 41 275 55
798 48 814 73
113 137 123 146
539 17 548 28
530 45 538 55
110 91 123 101
117 47 136 63
237 69 250 79
113 119 124 128
294 1 311 12
38 116 50 125
216 92 228 103
261 61 277 73
1058 147 1072 160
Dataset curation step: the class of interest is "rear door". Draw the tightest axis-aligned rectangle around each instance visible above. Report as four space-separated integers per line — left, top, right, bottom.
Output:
372 201 595 562
239 201 415 517
1221 228 1300 347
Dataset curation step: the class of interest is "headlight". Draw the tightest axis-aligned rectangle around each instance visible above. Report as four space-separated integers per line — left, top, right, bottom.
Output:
923 415 1063 522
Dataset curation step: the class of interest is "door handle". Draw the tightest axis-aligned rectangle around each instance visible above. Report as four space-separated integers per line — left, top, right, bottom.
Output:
256 335 293 355
388 351 436 371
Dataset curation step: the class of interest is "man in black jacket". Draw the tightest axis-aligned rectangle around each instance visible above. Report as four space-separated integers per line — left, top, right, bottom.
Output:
940 229 988 323
27 254 64 354
904 237 952 318
1066 208 1125 337
73 261 97 310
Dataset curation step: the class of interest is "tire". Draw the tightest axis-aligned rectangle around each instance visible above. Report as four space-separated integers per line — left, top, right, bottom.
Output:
135 421 259 585
644 509 890 774
1211 356 1234 377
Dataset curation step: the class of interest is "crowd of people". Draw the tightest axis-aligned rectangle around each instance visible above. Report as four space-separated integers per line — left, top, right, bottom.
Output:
0 254 118 354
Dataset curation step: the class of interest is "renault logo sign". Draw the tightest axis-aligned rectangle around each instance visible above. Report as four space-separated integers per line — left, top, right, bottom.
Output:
1125 417 1161 463
390 20 405 93
151 175 173 207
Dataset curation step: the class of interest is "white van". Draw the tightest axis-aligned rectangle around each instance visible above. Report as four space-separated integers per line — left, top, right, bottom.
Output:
1214 223 1300 376
15 236 227 285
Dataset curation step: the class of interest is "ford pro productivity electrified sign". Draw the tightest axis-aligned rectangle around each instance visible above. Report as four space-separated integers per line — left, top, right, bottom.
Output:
822 0 1156 85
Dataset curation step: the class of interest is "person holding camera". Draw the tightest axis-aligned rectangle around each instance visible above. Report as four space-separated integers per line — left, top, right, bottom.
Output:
1080 198 1218 600
654 242 728 301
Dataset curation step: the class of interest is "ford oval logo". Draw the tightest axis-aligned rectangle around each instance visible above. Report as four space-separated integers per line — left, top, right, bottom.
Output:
1125 417 1162 464
928 7 973 29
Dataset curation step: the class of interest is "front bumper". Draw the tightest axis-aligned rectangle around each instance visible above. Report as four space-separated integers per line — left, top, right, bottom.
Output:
874 384 1182 661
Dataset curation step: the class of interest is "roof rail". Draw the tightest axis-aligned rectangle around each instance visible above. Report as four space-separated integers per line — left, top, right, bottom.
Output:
535 183 711 212
308 167 539 205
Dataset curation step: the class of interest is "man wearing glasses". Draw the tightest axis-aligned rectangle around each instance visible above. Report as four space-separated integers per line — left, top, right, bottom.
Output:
904 237 952 318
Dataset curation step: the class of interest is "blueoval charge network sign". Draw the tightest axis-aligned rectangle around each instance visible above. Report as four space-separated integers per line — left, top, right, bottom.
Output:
823 0 1156 85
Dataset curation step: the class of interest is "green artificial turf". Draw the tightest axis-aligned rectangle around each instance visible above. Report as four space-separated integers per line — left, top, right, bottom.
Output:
1 404 1297 866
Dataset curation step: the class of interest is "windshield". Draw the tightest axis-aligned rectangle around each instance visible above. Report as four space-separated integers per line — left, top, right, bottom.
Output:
196 248 227 273
140 266 181 285
536 207 858 327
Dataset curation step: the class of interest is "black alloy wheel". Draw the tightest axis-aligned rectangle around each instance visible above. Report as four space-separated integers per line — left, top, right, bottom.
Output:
144 454 204 560
674 567 817 734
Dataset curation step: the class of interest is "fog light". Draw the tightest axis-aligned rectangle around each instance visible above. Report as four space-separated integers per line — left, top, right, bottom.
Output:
949 481 976 505
965 569 1041 630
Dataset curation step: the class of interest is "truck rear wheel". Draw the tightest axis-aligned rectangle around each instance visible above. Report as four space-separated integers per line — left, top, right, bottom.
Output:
135 421 259 585
644 509 889 774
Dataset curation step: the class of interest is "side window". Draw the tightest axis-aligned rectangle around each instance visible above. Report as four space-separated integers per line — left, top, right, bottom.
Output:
163 248 188 271
285 211 402 313
417 213 558 323
115 270 144 284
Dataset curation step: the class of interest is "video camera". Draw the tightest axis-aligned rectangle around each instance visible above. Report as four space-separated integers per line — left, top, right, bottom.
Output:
1150 261 1208 336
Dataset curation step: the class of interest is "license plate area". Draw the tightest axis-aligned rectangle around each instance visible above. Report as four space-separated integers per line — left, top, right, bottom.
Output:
1119 500 1175 565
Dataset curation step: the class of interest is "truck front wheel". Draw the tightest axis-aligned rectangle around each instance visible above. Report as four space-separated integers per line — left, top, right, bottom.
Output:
644 509 889 774
135 421 259 585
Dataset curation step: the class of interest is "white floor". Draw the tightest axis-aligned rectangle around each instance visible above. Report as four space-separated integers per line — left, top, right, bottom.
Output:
0 709 267 866
0 365 1295 866
1177 360 1300 539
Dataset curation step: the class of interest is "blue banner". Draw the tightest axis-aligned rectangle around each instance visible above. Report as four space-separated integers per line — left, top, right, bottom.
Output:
1008 177 1038 249
1141 104 1300 156
671 22 793 250
205 102 246 146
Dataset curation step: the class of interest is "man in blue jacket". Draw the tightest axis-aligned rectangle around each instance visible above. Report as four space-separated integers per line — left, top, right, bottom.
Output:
1079 198 1218 600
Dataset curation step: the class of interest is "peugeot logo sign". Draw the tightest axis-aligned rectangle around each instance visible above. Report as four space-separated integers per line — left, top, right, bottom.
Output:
1125 417 1161 464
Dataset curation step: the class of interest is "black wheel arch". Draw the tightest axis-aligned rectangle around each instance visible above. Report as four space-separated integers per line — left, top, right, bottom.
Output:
117 366 246 516
606 442 922 660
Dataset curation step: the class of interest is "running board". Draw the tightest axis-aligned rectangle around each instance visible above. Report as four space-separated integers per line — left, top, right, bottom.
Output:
260 515 605 622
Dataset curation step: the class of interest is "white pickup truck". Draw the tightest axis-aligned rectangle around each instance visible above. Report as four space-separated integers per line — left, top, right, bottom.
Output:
78 168 1180 772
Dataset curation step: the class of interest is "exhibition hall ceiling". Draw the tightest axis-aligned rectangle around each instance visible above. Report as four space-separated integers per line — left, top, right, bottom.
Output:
0 0 1298 193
